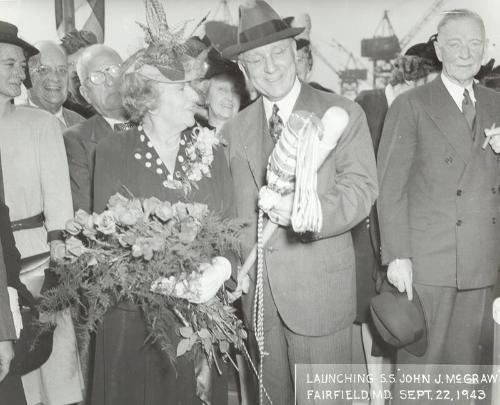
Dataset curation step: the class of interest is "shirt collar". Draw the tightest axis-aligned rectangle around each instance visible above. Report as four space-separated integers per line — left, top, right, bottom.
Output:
27 98 66 125
441 73 476 111
103 116 125 129
263 77 302 124
53 108 66 125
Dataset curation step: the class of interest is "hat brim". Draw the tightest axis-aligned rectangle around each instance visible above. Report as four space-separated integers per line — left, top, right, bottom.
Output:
221 27 304 59
402 288 428 357
0 35 38 57
370 284 428 357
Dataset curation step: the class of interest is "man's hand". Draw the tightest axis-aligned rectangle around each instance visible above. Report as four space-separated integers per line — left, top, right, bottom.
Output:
387 258 413 300
0 340 14 382
227 274 250 303
268 192 294 226
50 240 66 261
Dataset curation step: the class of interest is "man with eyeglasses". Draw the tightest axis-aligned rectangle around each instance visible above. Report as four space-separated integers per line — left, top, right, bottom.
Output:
219 2 377 404
27 40 84 128
64 44 130 214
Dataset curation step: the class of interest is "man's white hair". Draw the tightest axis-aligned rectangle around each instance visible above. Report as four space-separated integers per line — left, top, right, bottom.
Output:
76 44 121 83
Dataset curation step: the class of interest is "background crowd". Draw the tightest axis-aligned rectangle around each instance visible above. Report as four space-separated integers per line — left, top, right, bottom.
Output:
0 1 500 405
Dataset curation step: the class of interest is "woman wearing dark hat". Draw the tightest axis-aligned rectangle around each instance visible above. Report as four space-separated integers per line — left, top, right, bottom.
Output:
200 49 250 134
353 38 441 404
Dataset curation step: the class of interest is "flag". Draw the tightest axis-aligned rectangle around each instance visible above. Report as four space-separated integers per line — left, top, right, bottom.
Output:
55 0 75 37
55 0 105 43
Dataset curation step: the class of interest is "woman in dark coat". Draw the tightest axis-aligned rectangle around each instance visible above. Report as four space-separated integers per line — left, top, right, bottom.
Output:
90 44 236 405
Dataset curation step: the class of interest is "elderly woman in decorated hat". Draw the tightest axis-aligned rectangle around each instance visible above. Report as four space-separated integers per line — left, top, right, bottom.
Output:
219 1 377 404
90 19 237 405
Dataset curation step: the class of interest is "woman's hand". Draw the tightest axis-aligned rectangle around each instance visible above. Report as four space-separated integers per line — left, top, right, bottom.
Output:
188 257 232 304
0 340 14 382
50 240 66 261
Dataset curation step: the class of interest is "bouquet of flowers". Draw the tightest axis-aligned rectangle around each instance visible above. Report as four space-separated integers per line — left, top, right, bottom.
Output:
39 193 246 367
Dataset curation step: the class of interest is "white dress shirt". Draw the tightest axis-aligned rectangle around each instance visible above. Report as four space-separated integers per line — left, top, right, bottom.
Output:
103 116 125 129
263 77 302 124
441 73 476 111
26 98 67 126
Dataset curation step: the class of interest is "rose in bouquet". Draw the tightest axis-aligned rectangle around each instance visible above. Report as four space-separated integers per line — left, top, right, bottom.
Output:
39 193 246 367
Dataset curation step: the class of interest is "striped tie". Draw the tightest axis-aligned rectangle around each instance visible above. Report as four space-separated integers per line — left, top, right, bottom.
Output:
268 104 283 144
462 88 476 130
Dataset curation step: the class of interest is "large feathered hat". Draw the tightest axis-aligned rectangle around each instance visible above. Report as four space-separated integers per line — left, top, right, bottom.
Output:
125 0 208 83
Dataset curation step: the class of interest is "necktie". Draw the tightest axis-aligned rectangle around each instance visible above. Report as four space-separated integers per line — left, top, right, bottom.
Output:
268 104 283 144
462 88 476 130
114 121 137 132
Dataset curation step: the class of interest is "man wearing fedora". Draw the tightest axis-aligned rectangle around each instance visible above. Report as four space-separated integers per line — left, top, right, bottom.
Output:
220 1 377 403
0 20 84 405
377 7 500 388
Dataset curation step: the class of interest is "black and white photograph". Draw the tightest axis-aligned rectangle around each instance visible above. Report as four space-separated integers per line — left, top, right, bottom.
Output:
0 0 500 404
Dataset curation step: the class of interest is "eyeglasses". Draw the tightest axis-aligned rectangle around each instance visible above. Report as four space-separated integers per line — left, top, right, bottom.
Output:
241 44 290 68
86 65 121 85
32 64 69 77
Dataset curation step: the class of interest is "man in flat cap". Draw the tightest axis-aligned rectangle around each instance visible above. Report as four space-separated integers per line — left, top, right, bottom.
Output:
220 1 378 404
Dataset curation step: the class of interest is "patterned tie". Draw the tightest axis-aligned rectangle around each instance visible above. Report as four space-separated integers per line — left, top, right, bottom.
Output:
462 88 476 130
268 104 283 144
113 121 138 132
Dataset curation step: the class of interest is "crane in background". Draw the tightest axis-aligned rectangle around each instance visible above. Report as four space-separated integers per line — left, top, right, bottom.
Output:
399 0 447 51
329 38 367 96
360 0 448 89
361 10 401 88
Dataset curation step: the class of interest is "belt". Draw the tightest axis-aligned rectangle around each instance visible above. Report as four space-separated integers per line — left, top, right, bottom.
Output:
11 212 45 232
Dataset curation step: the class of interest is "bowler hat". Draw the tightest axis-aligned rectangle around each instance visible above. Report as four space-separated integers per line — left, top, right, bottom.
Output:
0 21 38 57
370 281 428 357
221 0 304 59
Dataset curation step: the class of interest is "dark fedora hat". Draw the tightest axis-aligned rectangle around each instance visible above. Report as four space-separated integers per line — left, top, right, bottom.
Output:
221 0 304 59
370 281 428 357
0 21 38 57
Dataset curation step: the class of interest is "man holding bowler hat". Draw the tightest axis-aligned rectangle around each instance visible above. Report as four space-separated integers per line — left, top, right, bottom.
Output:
220 1 378 403
378 8 500 385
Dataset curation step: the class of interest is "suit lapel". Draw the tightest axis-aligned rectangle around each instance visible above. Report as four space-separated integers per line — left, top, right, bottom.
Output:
238 100 268 190
292 83 313 113
475 85 497 137
239 84 317 191
91 115 114 144
421 77 473 163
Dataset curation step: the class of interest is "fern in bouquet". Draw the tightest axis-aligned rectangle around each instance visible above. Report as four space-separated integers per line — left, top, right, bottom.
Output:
38 192 247 368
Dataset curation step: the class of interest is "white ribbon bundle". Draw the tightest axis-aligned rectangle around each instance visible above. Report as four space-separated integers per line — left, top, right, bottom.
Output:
239 106 349 280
